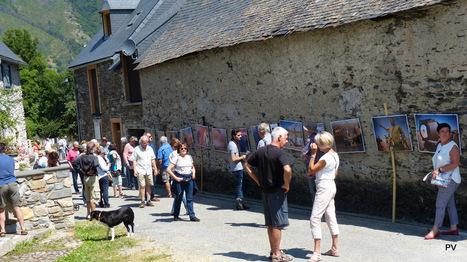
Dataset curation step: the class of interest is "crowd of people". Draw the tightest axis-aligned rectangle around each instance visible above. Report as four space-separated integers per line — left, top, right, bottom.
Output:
0 121 462 262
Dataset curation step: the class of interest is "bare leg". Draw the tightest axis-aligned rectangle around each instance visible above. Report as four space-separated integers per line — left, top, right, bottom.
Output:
118 185 123 196
145 185 151 200
12 206 26 231
331 234 338 251
165 182 171 197
313 238 321 255
0 207 6 232
268 225 282 256
87 201 95 217
139 187 145 201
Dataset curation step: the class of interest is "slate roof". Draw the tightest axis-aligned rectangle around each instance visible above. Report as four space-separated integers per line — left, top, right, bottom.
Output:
137 0 446 69
99 0 141 12
69 0 185 69
0 40 27 66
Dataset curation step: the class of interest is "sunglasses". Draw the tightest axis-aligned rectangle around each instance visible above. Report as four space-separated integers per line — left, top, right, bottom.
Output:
181 148 187 150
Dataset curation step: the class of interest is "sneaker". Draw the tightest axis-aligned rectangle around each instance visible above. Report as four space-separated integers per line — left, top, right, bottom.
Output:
146 200 154 207
140 201 145 208
235 198 244 210
190 217 200 222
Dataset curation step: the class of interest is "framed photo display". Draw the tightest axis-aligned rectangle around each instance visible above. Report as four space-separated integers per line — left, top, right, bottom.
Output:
372 115 412 152
196 125 210 148
279 120 304 151
331 118 365 153
414 114 461 153
180 127 195 148
212 128 228 152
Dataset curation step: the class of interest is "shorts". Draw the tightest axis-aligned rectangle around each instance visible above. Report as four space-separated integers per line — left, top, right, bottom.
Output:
84 176 100 203
262 189 289 229
137 173 154 187
0 182 21 208
112 175 122 187
161 170 170 183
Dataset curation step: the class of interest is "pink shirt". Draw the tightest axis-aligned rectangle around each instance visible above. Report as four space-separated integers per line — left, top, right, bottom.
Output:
123 143 135 168
66 148 79 162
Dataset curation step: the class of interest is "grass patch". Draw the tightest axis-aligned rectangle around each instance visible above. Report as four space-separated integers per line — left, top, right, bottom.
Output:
8 230 57 255
56 221 171 262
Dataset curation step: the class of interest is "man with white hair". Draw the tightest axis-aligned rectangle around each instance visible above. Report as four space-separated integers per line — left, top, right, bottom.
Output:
257 123 272 149
146 132 160 202
133 136 158 208
244 127 293 262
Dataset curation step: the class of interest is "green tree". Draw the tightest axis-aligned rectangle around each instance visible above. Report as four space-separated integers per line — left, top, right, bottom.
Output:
2 29 78 139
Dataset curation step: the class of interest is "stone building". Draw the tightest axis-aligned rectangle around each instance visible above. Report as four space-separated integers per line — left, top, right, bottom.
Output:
70 0 467 226
0 40 28 145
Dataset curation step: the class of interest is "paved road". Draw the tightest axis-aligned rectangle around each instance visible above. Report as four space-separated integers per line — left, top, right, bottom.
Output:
73 186 467 262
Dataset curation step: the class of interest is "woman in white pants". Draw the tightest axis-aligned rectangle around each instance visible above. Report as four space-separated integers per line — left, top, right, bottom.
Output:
308 131 340 262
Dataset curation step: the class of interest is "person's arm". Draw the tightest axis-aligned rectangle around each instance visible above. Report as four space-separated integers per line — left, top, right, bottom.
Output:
243 162 260 186
231 152 246 162
307 143 326 174
99 157 109 172
191 163 196 180
152 159 158 175
167 163 182 182
133 153 138 177
281 165 292 193
123 145 130 167
432 145 460 178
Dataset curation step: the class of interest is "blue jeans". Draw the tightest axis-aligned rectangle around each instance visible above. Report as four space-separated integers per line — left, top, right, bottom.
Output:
70 168 79 193
150 174 157 198
98 175 110 208
173 180 195 219
233 170 247 200
171 192 188 214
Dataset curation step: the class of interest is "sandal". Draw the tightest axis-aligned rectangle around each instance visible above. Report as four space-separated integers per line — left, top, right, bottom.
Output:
307 253 322 262
20 229 28 235
324 249 340 257
271 252 294 262
0 231 6 237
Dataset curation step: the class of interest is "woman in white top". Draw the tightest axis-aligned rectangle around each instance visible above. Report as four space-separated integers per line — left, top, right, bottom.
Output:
96 147 111 208
425 123 461 239
307 131 340 262
167 143 199 222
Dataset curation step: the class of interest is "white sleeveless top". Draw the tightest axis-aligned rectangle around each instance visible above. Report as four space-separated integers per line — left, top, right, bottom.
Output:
432 141 461 184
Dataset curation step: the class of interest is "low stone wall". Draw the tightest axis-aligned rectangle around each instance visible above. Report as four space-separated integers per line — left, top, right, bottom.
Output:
5 166 74 233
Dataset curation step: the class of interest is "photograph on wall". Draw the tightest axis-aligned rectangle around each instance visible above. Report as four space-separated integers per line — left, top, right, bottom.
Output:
167 131 178 142
212 128 228 152
231 128 250 153
180 127 195 148
270 123 278 132
157 131 165 141
331 118 365 153
414 114 461 153
196 125 210 148
279 120 304 151
372 115 412 152
317 123 325 133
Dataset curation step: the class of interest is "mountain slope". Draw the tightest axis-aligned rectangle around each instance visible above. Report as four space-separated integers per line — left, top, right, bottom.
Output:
0 0 103 71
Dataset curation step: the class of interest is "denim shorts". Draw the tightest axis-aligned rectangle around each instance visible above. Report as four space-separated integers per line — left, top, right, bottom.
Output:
262 189 289 229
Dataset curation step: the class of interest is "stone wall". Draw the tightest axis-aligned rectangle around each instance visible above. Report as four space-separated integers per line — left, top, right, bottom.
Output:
5 166 75 232
0 62 28 145
74 60 144 142
135 2 467 225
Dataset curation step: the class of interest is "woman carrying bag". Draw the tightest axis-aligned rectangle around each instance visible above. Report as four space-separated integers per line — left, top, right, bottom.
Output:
425 123 461 239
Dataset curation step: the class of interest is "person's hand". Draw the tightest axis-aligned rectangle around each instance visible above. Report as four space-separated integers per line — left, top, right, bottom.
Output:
310 143 318 154
432 169 440 179
176 177 183 183
134 172 138 177
282 184 289 193
192 173 196 180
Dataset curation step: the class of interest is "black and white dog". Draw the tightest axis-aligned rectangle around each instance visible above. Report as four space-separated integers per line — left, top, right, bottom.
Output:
90 206 134 241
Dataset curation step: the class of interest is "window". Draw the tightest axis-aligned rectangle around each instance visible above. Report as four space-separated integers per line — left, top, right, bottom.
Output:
93 119 102 140
102 11 112 36
121 53 142 102
1 63 12 90
87 66 101 115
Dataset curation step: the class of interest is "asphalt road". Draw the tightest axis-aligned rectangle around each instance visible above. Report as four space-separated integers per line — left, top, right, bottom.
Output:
74 186 467 262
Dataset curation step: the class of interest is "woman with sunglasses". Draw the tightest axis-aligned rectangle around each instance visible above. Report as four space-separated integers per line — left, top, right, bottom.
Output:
167 143 200 222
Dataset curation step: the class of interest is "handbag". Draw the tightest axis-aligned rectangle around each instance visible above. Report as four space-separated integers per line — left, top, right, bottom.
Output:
111 170 121 177
431 171 452 188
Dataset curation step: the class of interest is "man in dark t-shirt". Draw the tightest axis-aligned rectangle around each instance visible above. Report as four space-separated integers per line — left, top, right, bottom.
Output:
244 127 293 262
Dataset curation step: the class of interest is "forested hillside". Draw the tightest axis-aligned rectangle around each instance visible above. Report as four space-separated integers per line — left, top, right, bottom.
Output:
0 0 103 71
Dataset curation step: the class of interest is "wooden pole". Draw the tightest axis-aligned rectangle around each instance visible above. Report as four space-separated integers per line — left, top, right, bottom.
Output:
384 103 397 223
